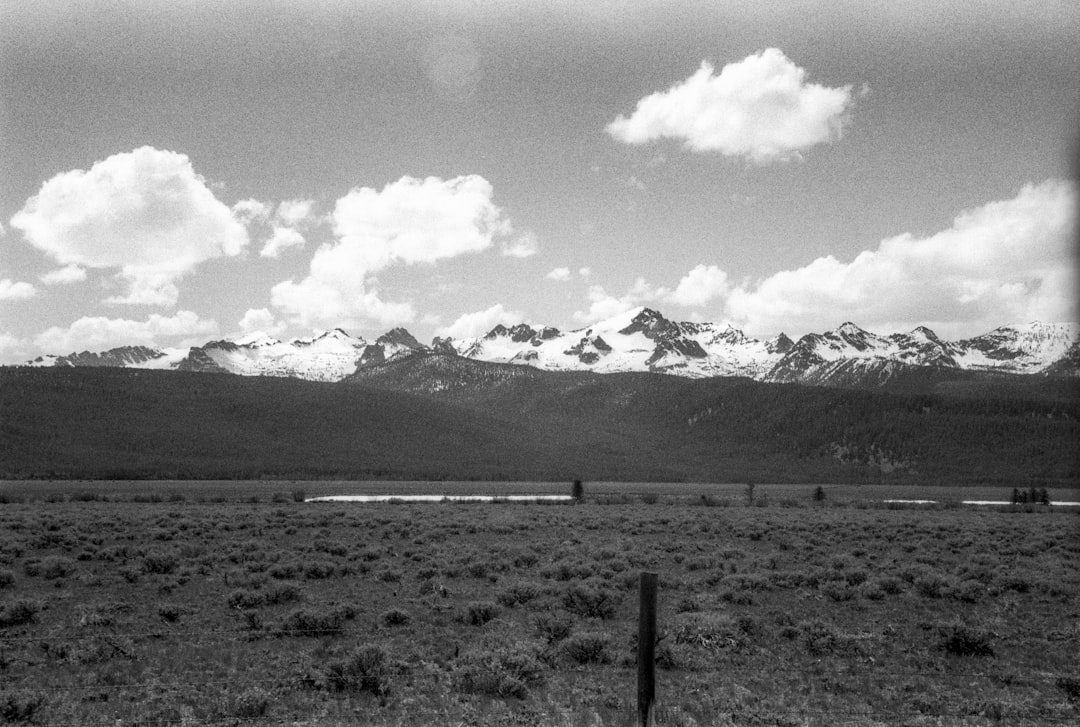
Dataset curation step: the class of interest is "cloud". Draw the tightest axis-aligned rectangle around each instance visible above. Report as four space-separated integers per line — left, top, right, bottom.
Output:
573 278 662 323
272 175 513 330
502 232 538 258
578 267 592 280
238 308 286 337
274 199 316 228
0 333 30 364
33 310 218 354
667 264 730 307
40 264 87 285
237 198 316 258
546 267 572 281
10 146 248 306
0 279 36 300
232 198 272 225
260 226 306 258
607 48 854 163
436 303 526 339
721 179 1077 336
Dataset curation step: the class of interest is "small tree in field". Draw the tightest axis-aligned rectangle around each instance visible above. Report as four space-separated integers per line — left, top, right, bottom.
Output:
813 486 826 503
571 480 584 503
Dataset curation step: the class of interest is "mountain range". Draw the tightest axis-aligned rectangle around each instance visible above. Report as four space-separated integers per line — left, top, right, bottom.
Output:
21 307 1079 390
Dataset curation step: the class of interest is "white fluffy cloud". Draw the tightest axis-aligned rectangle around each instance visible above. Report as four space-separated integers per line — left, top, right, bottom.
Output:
607 48 854 163
724 180 1076 336
0 278 36 300
10 146 248 306
274 199 315 228
40 264 87 285
546 267 572 281
237 198 317 258
501 232 538 258
238 308 286 337
567 180 1075 337
668 264 730 307
436 303 526 339
33 310 218 354
573 278 661 323
260 226 307 258
272 175 514 329
0 333 30 364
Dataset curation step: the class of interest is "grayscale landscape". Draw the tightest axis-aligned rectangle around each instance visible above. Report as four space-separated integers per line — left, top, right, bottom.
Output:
0 2 1077 725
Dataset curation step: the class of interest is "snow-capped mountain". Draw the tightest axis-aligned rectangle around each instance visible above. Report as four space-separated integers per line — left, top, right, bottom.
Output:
20 308 1079 387
26 345 189 370
443 307 791 379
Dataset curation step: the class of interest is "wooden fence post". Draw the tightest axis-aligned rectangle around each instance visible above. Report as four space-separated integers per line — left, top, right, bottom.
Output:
637 571 658 727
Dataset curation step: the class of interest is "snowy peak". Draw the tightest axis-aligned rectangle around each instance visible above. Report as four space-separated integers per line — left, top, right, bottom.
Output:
954 321 1080 374
20 312 1080 386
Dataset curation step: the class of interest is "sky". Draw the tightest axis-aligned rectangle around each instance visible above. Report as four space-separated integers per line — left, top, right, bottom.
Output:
1 0 1077 362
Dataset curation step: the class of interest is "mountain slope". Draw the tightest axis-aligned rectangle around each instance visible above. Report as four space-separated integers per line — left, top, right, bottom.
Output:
20 309 1080 387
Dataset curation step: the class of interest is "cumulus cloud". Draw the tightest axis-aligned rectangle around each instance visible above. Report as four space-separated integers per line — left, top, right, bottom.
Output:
573 278 662 324
667 264 730 307
274 199 316 228
237 198 317 258
40 264 87 285
0 278 36 300
10 146 248 306
33 310 218 354
272 175 514 330
566 181 1075 336
238 308 286 337
607 48 854 163
0 333 29 364
436 303 526 339
260 226 307 258
232 198 272 225
722 180 1077 336
546 267 572 281
502 232 538 258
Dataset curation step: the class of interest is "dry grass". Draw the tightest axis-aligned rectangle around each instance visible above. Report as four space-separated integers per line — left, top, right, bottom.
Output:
0 482 1077 726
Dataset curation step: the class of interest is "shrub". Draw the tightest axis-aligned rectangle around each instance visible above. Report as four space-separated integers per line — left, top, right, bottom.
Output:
40 556 76 579
323 644 390 695
0 693 44 723
938 623 994 657
460 601 500 626
0 599 39 627
1056 676 1080 701
291 489 307 503
799 619 862 656
268 562 301 579
0 570 14 588
497 582 541 608
563 582 619 619
227 589 265 610
381 608 411 627
142 551 177 575
672 612 748 652
535 611 573 643
639 493 659 504
571 480 584 502
279 608 345 637
264 583 303 605
561 631 611 664
823 582 856 602
813 486 826 502
158 604 182 623
228 689 270 719
453 642 545 699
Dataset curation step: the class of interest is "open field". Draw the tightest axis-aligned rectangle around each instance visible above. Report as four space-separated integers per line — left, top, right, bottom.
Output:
1 482 1078 726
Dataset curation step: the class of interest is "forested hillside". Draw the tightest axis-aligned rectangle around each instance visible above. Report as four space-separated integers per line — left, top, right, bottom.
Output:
1 365 1076 484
